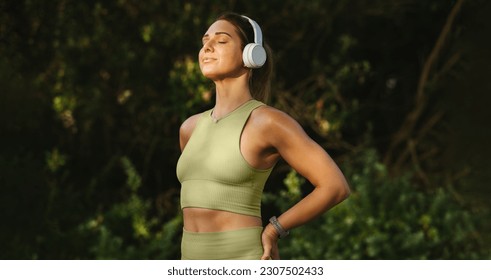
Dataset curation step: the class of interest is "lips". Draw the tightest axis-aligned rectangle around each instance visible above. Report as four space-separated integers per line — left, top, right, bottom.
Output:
202 57 217 63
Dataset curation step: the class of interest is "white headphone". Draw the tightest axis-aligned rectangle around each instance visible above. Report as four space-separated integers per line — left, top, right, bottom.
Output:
241 15 267 68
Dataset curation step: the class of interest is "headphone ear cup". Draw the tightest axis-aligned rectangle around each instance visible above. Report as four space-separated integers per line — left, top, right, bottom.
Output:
243 43 266 68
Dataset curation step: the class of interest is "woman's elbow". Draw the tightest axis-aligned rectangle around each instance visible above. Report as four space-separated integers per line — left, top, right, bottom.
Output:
336 180 351 202
318 180 351 205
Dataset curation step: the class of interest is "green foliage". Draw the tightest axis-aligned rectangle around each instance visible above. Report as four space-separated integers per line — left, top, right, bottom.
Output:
1 0 490 259
168 56 213 120
45 148 67 173
264 149 489 259
77 156 182 259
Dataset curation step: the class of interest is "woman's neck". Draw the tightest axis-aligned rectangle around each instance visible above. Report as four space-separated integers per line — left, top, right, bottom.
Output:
212 78 253 119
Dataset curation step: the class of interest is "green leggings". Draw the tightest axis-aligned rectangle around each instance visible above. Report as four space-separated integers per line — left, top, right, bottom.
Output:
181 226 264 260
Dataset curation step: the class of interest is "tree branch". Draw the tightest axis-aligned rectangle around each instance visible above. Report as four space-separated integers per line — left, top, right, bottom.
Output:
384 0 465 167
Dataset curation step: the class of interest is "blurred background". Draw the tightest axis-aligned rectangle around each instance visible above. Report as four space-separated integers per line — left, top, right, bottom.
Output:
1 0 490 259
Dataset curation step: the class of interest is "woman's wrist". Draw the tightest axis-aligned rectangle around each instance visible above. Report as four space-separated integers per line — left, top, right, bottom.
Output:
263 223 280 240
269 216 289 238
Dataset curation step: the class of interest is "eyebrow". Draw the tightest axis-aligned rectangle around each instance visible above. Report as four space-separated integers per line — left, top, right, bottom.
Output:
202 31 233 40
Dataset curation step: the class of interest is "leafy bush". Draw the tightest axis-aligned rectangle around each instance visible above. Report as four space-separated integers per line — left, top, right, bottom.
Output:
76 156 182 259
264 149 489 259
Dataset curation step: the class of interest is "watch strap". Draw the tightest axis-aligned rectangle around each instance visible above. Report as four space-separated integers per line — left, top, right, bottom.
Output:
269 216 289 239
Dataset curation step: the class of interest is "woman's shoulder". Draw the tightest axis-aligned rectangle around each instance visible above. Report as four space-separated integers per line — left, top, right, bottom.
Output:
180 112 202 132
179 112 205 150
252 104 300 127
249 104 309 149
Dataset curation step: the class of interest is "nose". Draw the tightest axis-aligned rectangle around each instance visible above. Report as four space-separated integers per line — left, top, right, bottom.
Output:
203 41 213 53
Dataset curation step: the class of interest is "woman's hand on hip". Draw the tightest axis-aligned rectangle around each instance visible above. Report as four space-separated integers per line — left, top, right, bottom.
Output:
261 224 280 260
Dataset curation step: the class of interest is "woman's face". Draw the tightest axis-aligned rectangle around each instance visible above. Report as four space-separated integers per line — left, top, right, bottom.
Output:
199 20 246 80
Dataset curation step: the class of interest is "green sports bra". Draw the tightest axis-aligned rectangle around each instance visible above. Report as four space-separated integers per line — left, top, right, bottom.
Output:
176 99 274 218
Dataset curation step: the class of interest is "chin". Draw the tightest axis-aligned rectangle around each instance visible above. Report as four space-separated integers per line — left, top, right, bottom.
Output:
200 66 217 77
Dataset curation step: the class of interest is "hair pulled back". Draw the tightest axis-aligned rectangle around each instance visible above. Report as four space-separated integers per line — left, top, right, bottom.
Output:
216 12 274 103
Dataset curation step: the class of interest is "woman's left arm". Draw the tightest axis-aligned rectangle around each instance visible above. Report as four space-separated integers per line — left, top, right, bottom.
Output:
260 108 350 259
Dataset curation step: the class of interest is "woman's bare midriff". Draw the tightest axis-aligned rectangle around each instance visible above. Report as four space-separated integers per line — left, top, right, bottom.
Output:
183 208 262 232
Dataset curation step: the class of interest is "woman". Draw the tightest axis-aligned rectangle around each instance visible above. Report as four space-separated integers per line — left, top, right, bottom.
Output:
176 12 350 260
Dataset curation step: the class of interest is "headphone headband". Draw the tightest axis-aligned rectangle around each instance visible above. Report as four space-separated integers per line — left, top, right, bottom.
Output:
241 15 263 46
